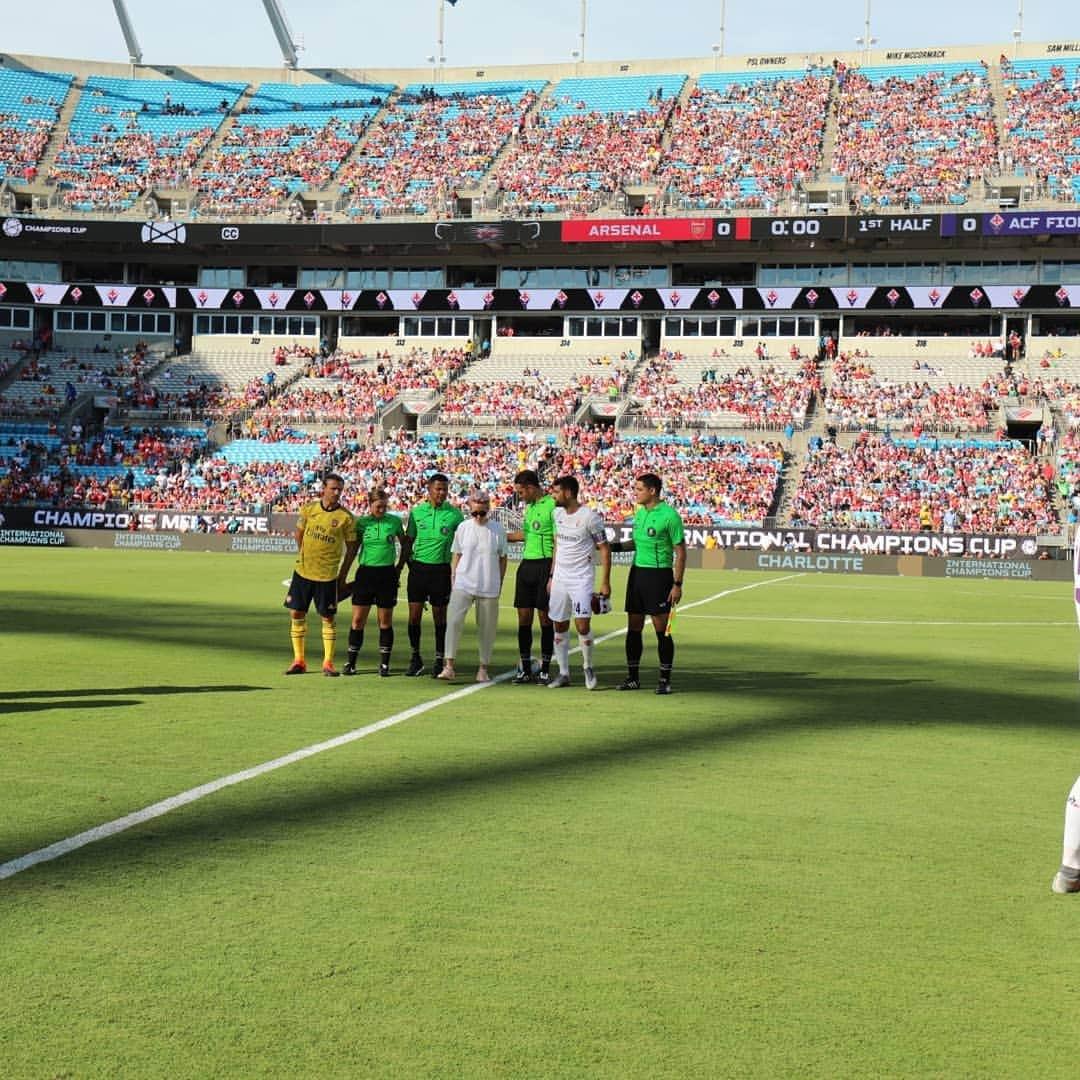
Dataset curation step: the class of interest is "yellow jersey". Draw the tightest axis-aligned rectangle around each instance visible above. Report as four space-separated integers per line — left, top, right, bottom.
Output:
295 499 356 582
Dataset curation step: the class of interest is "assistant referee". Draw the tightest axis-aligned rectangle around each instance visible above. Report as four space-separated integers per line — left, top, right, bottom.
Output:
611 472 686 695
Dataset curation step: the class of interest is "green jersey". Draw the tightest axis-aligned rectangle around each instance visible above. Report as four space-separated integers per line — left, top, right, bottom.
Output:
631 502 685 569
522 494 556 560
405 500 464 564
355 513 405 568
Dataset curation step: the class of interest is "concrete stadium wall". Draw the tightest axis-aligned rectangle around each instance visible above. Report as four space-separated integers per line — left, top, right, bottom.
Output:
6 41 1079 95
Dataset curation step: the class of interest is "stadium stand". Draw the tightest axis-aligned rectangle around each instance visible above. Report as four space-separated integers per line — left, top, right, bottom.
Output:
1000 58 1080 204
790 434 1054 533
338 81 543 218
493 73 685 216
49 76 246 211
0 68 74 186
659 71 830 212
831 62 998 208
195 80 393 217
627 348 819 430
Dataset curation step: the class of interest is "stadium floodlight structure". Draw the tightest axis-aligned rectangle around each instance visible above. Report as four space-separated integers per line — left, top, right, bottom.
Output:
261 0 301 70
855 0 877 64
110 0 143 68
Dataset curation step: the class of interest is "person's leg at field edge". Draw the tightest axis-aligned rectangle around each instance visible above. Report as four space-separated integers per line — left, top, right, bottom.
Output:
1053 775 1080 894
344 603 370 675
474 595 499 682
376 604 394 675
437 589 472 681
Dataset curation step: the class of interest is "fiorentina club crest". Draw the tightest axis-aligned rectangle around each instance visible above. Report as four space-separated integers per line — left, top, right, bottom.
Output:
886 289 900 308
70 287 82 303
376 291 388 309
631 290 643 308
707 289 721 308
268 292 280 308
142 289 156 305
988 214 1006 234
197 291 209 306
483 292 494 309
232 290 245 307
107 288 119 304
969 288 984 305
668 290 681 307
805 289 818 307
846 289 859 306
1057 287 1071 306
928 288 941 306
556 290 568 308
447 291 459 309
766 290 779 307
303 291 316 309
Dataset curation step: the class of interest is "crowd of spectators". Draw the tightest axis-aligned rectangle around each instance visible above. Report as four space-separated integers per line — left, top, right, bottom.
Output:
246 347 468 425
823 353 1000 432
437 372 582 427
50 125 215 211
658 74 830 212
195 118 367 217
790 434 1054 534
832 66 998 208
1000 60 1080 201
339 89 538 217
492 95 675 216
552 427 784 525
631 350 819 429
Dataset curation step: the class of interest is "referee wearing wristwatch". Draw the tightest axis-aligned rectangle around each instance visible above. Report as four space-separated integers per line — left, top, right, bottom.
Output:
610 472 686 695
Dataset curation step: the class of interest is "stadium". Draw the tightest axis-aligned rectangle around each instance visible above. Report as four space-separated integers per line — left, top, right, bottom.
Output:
4 5 1080 1076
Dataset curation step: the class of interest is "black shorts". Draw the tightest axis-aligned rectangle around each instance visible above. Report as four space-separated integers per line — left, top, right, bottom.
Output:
514 558 552 612
284 572 338 618
625 566 674 617
407 561 452 607
352 565 399 609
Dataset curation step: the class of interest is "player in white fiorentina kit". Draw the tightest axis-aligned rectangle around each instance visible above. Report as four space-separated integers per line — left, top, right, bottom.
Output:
546 475 611 690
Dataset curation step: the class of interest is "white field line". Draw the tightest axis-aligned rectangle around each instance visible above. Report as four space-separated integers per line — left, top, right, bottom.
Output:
680 614 1073 628
1 574 802 882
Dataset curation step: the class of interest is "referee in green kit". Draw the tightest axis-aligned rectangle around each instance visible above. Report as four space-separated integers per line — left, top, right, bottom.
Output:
403 473 464 678
609 472 686 695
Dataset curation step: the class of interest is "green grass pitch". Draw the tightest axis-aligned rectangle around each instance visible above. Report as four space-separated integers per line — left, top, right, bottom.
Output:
2 547 1078 1078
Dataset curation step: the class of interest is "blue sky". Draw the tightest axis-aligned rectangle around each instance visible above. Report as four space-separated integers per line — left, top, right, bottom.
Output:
5 0 1072 71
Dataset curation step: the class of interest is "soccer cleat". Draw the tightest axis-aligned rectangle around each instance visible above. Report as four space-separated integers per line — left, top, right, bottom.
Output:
616 677 640 691
547 673 571 689
536 671 552 686
405 655 426 677
322 663 340 678
584 667 598 691
342 662 357 676
1052 871 1080 894
284 661 307 675
379 663 390 677
512 668 535 685
655 680 673 695
431 657 445 679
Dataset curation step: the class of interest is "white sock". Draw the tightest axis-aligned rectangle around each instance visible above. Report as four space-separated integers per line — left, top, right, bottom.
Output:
1063 775 1080 870
579 633 594 670
554 633 570 675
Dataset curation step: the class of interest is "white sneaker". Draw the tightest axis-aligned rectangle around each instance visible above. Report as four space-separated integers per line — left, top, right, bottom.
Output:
584 667 598 690
1052 871 1080 894
547 673 571 688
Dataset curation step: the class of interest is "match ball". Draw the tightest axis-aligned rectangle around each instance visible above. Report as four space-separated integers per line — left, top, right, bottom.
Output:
591 593 612 615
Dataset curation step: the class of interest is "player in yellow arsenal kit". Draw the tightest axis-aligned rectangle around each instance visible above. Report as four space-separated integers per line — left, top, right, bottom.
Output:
283 473 359 676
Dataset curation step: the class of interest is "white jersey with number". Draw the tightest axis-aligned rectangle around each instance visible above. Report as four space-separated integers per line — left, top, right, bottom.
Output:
552 505 606 586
